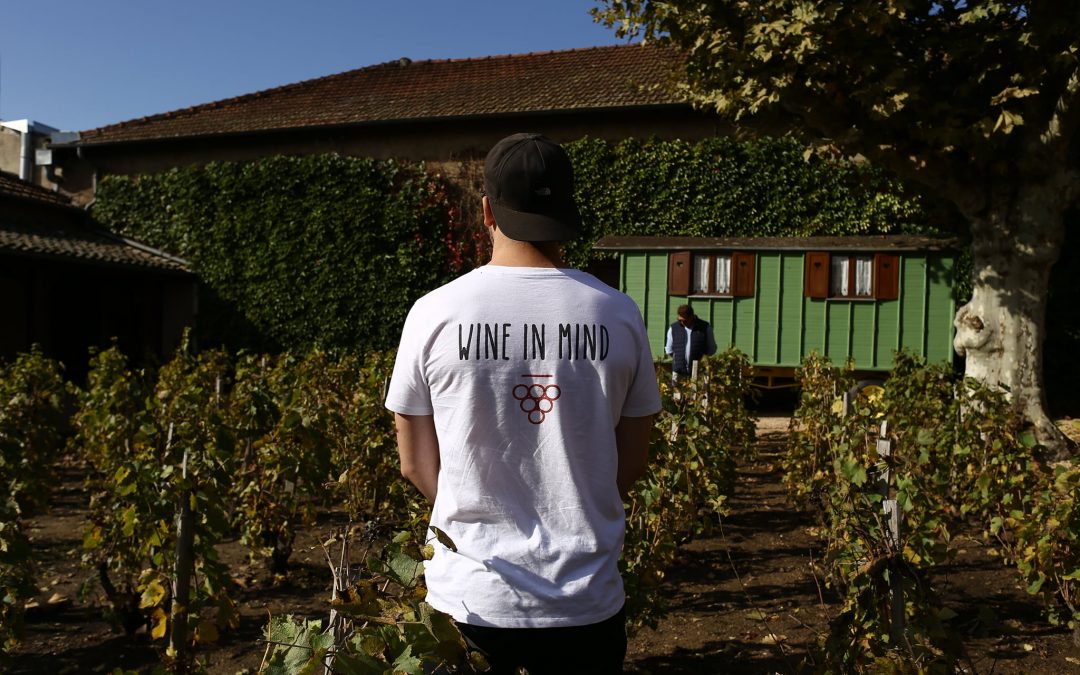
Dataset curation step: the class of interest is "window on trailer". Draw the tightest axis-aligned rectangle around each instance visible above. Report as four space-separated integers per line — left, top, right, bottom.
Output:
805 252 899 300
692 254 732 294
829 255 874 298
668 251 755 297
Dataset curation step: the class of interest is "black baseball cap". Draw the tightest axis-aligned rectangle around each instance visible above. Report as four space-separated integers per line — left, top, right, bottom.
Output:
483 133 583 242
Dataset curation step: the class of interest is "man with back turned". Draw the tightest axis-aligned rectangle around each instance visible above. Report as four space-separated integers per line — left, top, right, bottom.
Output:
385 132 661 674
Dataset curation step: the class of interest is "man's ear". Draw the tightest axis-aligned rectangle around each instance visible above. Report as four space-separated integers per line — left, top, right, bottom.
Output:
482 196 497 230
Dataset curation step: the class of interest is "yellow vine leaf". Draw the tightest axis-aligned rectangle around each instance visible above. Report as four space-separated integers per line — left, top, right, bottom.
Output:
139 579 167 609
150 607 168 640
990 86 1038 106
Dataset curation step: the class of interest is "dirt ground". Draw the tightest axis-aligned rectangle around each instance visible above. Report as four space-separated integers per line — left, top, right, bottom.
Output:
11 415 1080 674
624 416 1080 674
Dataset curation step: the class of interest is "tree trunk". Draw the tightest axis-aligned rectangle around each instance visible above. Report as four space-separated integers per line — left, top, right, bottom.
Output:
952 181 1076 460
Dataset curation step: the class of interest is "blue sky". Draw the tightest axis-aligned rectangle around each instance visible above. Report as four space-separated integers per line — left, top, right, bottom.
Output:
0 1 626 132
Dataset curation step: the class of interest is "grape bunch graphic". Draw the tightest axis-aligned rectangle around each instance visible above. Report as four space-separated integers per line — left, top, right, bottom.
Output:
513 381 561 424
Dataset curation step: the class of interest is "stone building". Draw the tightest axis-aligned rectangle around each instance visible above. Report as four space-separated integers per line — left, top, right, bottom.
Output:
0 172 195 378
0 119 69 190
48 44 720 206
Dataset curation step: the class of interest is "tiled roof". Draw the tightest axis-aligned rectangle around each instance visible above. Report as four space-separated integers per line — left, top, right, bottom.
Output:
594 235 960 252
0 171 75 208
0 220 192 273
0 174 191 273
77 44 687 145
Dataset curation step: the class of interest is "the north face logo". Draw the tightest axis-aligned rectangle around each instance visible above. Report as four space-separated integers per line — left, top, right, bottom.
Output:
513 376 561 425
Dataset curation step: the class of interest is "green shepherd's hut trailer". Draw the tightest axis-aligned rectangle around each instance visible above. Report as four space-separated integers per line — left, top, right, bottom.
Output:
594 235 959 388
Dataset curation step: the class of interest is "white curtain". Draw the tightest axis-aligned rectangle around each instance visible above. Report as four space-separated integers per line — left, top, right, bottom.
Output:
855 256 873 296
830 256 849 297
715 255 732 294
692 255 710 293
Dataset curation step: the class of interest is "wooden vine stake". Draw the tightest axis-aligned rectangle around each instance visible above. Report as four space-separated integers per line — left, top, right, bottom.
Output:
876 420 904 644
170 429 194 672
323 528 352 675
843 396 904 644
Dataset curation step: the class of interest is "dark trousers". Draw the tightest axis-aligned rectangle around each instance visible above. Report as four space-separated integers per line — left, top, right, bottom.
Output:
457 606 627 674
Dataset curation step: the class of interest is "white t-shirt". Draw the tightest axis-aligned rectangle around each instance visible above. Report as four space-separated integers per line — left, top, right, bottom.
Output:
385 265 661 628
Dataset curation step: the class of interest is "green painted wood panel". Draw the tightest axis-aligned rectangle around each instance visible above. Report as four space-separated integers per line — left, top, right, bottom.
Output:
875 300 901 368
802 295 827 358
700 300 719 348
699 300 717 336
899 255 929 360
924 255 956 364
621 254 653 353
731 297 755 361
850 303 877 366
645 253 669 356
724 298 738 349
623 254 646 304
826 302 852 362
780 254 805 366
616 250 954 369
755 254 780 366
691 297 737 351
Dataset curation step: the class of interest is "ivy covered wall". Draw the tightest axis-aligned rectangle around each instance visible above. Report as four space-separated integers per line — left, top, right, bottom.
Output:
93 155 485 354
92 137 935 354
561 136 932 269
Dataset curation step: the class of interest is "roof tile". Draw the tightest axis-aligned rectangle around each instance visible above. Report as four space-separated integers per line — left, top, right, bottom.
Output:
0 172 74 208
0 219 191 273
77 45 686 145
0 174 190 273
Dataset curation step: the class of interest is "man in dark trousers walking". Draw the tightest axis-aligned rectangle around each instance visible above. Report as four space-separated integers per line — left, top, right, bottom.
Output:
664 304 717 381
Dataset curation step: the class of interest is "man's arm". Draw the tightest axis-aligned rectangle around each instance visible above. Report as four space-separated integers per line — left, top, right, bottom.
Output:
664 327 674 356
615 414 655 498
395 413 440 502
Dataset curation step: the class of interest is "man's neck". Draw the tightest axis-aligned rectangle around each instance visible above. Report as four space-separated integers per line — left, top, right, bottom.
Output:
488 238 564 268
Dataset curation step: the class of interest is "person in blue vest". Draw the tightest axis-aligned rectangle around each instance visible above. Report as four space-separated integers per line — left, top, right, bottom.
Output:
664 304 717 381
